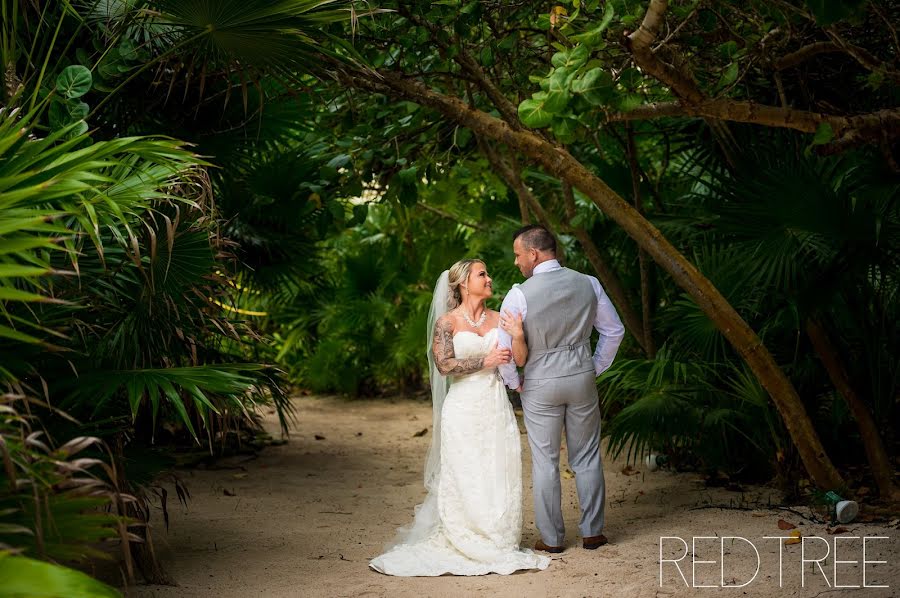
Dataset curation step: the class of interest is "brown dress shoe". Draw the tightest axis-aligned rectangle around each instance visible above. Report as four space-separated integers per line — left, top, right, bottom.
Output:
534 539 564 554
583 534 608 549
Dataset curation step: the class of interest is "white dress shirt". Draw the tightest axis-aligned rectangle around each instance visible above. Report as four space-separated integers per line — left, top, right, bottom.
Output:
496 259 625 389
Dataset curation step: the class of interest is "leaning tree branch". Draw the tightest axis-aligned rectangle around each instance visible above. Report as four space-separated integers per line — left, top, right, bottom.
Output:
479 140 530 224
417 203 488 231
480 140 553 230
774 42 842 70
603 99 900 142
625 0 705 105
338 64 844 492
825 27 900 84
624 1 900 148
602 101 686 122
624 124 656 358
484 137 651 352
806 318 900 500
560 180 649 354
624 0 741 164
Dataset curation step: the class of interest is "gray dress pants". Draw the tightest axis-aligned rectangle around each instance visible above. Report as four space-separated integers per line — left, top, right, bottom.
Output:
521 370 605 546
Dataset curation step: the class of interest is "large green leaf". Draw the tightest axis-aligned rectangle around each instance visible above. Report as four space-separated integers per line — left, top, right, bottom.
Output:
615 93 644 112
569 2 615 47
55 66 93 99
0 554 121 598
571 67 614 106
518 97 553 128
717 62 739 89
550 44 589 70
543 89 571 114
811 122 835 146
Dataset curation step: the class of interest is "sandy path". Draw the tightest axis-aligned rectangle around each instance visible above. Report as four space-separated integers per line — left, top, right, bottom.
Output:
136 396 898 598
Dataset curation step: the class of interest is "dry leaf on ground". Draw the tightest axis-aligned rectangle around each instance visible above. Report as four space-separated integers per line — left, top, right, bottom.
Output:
777 519 797 530
621 465 640 476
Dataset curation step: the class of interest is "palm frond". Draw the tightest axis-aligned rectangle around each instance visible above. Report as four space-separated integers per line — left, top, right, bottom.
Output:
97 0 363 96
0 554 121 598
0 396 128 569
64 364 280 441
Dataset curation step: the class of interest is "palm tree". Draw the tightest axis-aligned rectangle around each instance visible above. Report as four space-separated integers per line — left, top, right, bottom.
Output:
608 132 899 495
0 0 367 589
0 101 293 584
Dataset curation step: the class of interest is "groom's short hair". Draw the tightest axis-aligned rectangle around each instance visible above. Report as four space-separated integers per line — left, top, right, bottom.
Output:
513 225 556 255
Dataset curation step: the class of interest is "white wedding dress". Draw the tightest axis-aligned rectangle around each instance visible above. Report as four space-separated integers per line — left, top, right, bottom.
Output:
369 328 550 576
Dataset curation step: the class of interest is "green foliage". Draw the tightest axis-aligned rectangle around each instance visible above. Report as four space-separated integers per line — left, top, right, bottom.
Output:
0 396 127 569
55 66 92 99
805 0 869 26
271 154 522 395
0 32 295 582
608 132 900 473
0 554 121 598
1 5 898 593
600 346 782 475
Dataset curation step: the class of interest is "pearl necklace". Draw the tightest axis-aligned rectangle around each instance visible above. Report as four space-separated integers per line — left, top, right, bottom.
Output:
461 309 487 329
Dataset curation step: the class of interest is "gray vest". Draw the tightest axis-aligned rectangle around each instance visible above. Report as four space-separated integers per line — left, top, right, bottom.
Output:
520 267 597 380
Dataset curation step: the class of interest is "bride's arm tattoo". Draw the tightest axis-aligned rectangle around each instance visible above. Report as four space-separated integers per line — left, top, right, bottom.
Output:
433 317 485 376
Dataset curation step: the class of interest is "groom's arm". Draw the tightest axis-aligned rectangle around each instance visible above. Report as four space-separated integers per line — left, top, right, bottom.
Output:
497 286 527 389
588 276 626 376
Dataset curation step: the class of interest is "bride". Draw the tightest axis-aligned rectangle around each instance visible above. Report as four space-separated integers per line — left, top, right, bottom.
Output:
369 259 551 576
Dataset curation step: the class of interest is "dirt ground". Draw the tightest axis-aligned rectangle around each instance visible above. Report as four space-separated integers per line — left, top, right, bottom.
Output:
134 395 898 598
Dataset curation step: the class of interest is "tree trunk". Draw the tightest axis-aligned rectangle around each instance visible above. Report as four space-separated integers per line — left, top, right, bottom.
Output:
560 181 649 354
477 139 530 223
625 124 656 358
806 318 899 499
344 68 844 491
481 143 551 229
483 142 649 352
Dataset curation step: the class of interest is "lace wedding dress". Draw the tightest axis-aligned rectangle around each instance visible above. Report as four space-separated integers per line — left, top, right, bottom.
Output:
369 328 550 576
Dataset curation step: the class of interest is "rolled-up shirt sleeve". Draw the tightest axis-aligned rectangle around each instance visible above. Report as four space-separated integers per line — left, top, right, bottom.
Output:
496 285 527 389
588 276 625 375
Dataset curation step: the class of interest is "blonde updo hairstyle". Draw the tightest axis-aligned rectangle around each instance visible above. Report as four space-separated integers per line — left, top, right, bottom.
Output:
447 259 484 310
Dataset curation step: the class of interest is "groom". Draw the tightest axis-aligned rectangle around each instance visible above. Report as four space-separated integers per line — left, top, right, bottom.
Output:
497 225 625 553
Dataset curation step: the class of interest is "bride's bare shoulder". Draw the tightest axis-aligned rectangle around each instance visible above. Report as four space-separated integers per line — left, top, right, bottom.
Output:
434 312 460 335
